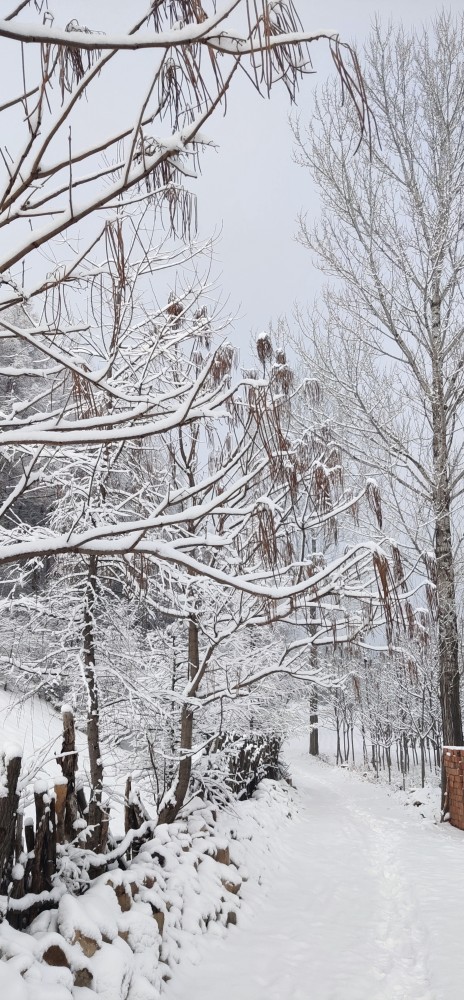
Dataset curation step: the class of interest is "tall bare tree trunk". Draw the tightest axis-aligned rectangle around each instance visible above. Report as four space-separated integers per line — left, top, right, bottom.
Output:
434 495 462 746
157 616 199 825
309 536 319 755
83 555 107 852
431 284 463 748
309 687 319 756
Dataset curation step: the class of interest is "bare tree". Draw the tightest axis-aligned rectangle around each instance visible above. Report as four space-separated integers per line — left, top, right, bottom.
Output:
0 1 372 566
293 13 464 749
0 1 368 302
0 1 395 848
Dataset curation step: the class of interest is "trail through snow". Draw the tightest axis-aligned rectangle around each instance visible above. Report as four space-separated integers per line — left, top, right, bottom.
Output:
166 743 464 1000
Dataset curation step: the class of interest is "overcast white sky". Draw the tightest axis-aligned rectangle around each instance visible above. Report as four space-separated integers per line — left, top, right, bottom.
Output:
190 1 464 349
4 2 463 354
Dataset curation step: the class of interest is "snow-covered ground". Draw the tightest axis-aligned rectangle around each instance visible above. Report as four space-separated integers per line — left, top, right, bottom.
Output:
0 688 86 787
0 688 128 829
166 740 464 1000
2 692 464 1000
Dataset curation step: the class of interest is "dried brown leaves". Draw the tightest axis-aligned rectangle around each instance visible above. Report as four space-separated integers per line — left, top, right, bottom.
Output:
366 479 382 529
56 20 102 98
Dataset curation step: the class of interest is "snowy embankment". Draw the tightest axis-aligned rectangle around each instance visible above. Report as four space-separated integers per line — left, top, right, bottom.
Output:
0 785 293 1000
0 689 294 999
0 690 126 832
0 690 83 787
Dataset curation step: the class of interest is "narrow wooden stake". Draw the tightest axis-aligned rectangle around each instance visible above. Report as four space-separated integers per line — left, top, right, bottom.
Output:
57 706 80 841
0 750 22 894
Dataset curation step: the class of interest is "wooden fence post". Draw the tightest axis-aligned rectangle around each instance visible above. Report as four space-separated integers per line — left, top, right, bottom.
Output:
0 747 22 894
56 706 80 841
30 782 56 895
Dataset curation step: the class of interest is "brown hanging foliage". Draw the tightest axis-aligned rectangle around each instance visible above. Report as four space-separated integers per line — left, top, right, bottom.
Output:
352 673 362 703
256 332 273 367
193 306 213 351
423 551 437 585
56 20 102 98
391 543 407 592
280 533 295 567
293 434 316 477
405 600 415 639
71 370 99 421
312 462 333 514
406 656 419 685
149 1 372 136
253 502 278 570
157 38 225 131
271 352 294 396
303 377 322 407
134 142 199 240
372 550 395 643
348 494 360 525
366 479 383 529
150 0 208 27
425 582 438 619
210 343 236 386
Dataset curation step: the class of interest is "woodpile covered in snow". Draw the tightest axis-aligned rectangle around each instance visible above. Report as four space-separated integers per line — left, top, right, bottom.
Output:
0 779 292 999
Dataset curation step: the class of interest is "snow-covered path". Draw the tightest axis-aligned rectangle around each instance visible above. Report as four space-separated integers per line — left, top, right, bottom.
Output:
166 744 464 1000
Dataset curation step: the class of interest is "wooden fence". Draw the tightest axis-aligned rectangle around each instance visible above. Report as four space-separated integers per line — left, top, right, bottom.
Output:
0 713 281 928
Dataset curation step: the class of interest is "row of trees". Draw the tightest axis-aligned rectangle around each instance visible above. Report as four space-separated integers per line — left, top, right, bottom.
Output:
293 11 464 760
316 635 441 788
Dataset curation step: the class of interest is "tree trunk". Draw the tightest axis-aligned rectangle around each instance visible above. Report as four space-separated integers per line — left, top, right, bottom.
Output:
434 498 462 746
431 284 463 750
157 617 199 825
308 536 319 756
309 687 319 756
83 555 106 852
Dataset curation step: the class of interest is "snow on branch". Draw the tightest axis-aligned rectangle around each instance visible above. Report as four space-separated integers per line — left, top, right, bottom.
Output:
0 14 334 53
